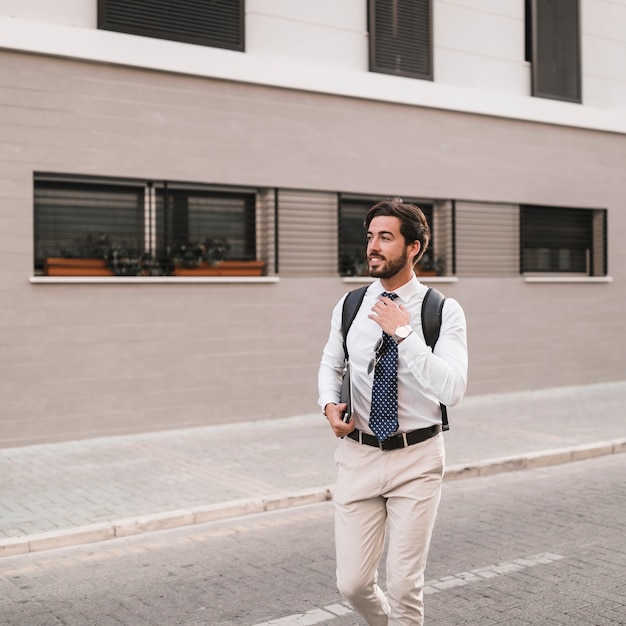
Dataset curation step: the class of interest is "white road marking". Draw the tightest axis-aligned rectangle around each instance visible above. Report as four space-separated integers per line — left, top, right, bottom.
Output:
252 603 353 626
252 552 566 625
424 552 565 594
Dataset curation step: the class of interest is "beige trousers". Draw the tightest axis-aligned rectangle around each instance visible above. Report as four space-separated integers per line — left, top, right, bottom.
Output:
334 433 445 626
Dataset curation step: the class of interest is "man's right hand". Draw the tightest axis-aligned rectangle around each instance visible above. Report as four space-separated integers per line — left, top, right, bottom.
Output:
324 403 356 438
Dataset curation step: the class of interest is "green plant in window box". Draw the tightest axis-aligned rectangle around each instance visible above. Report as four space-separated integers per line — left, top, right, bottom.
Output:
169 237 231 270
105 243 145 276
44 233 115 276
169 238 265 276
416 253 445 277
84 234 149 276
341 253 369 277
44 234 162 277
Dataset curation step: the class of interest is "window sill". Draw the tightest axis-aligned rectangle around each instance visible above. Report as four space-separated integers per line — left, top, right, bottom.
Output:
523 276 613 284
30 276 280 285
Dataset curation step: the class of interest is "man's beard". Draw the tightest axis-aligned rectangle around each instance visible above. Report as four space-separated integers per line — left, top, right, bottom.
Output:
369 247 410 279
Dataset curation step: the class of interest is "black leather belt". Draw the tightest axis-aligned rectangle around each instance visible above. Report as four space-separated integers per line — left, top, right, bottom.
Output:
346 424 440 451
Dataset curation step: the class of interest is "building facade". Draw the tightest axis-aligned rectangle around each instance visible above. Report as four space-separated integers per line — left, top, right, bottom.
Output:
0 0 624 446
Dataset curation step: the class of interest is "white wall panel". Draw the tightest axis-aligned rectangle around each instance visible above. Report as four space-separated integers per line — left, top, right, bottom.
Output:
0 0 94 26
435 0 526 93
436 49 530 94
583 75 626 109
583 0 626 42
246 11 366 70
249 0 366 32
582 0 626 110
584 36 626 83
0 0 624 132
435 1 523 61
436 0 520 19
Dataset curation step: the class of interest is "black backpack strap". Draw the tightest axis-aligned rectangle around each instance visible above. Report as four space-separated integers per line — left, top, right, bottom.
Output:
421 287 445 349
341 285 369 360
421 287 449 431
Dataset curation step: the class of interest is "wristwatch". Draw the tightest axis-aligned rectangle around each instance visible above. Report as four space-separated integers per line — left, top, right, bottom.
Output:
393 324 413 344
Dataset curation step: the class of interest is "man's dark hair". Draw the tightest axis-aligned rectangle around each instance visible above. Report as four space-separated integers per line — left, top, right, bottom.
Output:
365 198 431 265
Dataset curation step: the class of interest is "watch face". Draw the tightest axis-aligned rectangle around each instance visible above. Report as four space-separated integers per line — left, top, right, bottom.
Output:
396 325 411 339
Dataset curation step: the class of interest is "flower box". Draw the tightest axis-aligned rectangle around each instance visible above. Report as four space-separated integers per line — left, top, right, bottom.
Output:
44 258 113 276
173 260 265 277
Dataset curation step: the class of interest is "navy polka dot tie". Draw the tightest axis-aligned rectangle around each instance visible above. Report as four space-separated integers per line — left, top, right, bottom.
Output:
369 292 399 442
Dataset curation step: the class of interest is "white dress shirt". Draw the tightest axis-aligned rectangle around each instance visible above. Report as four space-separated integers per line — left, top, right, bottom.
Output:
318 276 468 434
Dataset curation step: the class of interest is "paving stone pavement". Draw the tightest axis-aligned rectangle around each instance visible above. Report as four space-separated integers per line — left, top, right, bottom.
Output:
1 454 624 625
1 381 625 558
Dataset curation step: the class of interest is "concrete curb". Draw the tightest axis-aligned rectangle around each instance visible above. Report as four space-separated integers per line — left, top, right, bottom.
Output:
0 487 334 559
445 438 626 480
1 439 625 559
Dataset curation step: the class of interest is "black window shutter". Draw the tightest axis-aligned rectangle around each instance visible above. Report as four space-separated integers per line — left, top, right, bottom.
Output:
157 189 256 262
99 0 244 51
521 205 592 273
339 198 369 276
531 0 581 103
34 180 145 272
369 0 433 80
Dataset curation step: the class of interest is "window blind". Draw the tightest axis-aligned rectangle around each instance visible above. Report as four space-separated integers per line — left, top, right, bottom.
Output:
521 205 593 273
369 0 432 80
156 188 256 261
455 202 519 277
530 0 581 103
34 181 145 271
278 190 338 276
98 0 244 51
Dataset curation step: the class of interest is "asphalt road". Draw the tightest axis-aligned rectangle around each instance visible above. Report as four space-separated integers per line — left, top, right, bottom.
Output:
1 454 625 625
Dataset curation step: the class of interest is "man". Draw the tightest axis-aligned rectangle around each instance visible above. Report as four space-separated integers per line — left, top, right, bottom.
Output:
318 198 468 625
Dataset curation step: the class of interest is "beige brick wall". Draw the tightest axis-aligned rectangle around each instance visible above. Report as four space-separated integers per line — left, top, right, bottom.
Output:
0 51 624 446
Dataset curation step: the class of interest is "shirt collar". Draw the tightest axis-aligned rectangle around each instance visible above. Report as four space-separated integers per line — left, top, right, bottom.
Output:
374 274 421 303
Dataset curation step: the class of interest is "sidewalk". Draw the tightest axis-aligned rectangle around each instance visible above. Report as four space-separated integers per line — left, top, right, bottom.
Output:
1 382 625 558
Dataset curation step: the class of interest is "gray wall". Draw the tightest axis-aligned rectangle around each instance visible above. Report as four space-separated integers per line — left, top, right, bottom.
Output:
1 51 624 446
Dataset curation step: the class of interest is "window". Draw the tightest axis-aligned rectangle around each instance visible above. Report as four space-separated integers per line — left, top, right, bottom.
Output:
34 179 145 276
98 0 244 51
339 198 370 277
520 205 607 275
368 0 433 80
34 175 263 277
158 185 257 264
526 0 581 103
338 196 437 276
